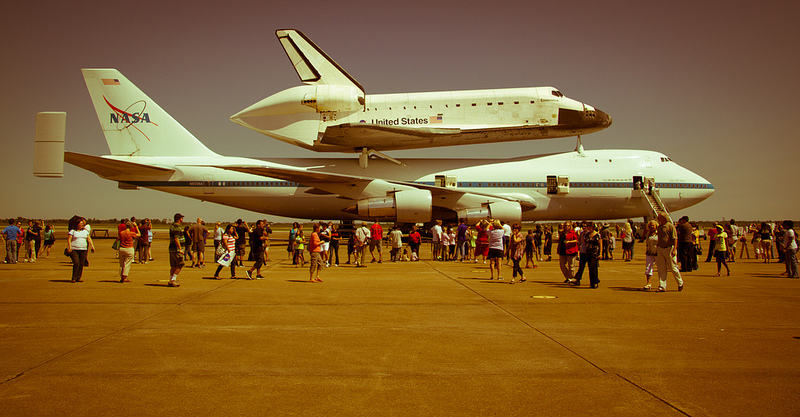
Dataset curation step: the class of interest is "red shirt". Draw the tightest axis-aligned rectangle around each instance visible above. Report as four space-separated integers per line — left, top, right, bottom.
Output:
370 223 383 241
309 232 322 253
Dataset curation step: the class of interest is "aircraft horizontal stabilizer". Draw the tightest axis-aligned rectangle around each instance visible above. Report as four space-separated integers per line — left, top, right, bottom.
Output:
65 152 174 181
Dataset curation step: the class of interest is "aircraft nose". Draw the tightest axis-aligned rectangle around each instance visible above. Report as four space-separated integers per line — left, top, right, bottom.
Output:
595 109 612 128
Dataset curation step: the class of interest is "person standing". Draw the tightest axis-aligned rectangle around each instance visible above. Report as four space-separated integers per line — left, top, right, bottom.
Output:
354 222 370 267
713 224 730 276
3 219 21 264
67 218 95 283
474 220 490 264
137 219 151 264
167 213 185 287
213 221 223 262
118 221 140 283
408 226 421 261
42 224 55 258
584 222 602 289
677 216 694 272
329 224 341 266
570 222 589 286
509 223 526 284
308 223 328 283
234 219 249 267
456 219 468 261
389 226 403 261
24 220 40 263
188 218 208 268
369 219 383 263
656 213 684 292
759 222 774 263
487 220 505 280
558 222 578 283
782 220 799 279
245 220 268 279
643 220 658 290
430 220 443 261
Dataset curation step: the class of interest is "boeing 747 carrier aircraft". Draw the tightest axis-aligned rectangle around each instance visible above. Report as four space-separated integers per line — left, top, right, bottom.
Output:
231 30 612 167
35 69 711 223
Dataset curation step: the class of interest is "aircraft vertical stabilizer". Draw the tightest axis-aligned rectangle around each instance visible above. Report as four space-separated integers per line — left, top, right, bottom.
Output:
82 69 216 157
275 29 364 93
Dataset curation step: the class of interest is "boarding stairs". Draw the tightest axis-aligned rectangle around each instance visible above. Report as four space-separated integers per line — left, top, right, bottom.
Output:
640 189 672 223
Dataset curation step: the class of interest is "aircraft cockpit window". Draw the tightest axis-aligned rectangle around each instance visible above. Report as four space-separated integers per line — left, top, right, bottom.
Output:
660 157 672 162
551 90 564 98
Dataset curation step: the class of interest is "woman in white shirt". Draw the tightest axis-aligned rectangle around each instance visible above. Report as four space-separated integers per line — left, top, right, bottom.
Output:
66 218 95 282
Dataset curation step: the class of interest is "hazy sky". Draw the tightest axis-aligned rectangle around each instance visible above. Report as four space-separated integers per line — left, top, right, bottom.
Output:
2 0 799 223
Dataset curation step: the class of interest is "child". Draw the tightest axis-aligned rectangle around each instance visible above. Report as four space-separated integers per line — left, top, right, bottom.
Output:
401 248 410 262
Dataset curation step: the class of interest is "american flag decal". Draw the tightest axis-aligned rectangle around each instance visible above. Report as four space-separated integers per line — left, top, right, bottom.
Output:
430 114 443 124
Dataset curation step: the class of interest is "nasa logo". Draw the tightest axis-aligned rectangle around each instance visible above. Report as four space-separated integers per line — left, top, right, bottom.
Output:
104 96 156 126
103 96 158 141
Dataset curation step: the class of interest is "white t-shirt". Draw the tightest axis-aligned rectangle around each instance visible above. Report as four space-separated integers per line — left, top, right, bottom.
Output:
69 229 90 251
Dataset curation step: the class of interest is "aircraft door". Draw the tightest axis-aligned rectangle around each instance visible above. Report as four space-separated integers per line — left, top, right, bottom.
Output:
632 175 643 191
203 174 214 195
546 175 569 194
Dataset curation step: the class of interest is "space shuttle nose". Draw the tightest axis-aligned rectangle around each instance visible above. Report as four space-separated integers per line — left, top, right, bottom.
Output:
596 109 612 128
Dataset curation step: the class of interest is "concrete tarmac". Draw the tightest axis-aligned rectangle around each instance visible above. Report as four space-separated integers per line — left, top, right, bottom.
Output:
1 239 798 416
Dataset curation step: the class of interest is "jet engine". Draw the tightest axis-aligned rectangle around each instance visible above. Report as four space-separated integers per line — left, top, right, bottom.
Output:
457 201 522 223
353 189 432 223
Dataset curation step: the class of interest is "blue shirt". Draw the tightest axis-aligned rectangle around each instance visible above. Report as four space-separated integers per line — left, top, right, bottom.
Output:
3 225 21 241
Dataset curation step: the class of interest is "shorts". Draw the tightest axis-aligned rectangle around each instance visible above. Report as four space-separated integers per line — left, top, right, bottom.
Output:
236 243 246 257
169 251 185 268
714 250 727 262
310 252 324 275
488 248 504 259
369 240 382 252
192 241 205 252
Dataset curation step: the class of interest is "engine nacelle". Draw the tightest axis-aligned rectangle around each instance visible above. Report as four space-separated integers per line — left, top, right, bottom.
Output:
302 85 365 113
356 189 432 223
457 201 522 223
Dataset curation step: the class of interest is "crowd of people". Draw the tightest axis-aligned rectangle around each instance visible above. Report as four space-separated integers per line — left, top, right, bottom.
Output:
3 214 798 286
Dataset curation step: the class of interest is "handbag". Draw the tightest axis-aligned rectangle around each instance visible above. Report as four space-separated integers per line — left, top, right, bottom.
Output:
111 239 120 250
217 251 233 267
216 243 227 257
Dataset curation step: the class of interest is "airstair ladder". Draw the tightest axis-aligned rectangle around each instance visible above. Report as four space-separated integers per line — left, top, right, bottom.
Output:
641 189 672 223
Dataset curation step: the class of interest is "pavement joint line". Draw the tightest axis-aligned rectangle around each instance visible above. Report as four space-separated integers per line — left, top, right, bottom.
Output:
425 260 609 375
614 372 693 416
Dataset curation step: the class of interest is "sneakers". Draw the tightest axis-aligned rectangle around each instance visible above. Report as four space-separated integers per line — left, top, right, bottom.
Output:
244 270 252 280
167 280 180 287
656 287 665 292
678 284 684 292
643 284 651 291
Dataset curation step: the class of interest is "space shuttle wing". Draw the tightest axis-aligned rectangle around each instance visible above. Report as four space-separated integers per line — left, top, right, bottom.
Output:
276 29 364 93
320 123 462 149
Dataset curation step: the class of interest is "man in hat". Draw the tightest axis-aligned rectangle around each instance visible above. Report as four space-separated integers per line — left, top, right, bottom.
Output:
167 213 185 287
656 213 684 292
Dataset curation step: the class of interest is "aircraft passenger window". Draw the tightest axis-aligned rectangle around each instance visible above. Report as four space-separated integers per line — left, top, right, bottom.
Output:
514 101 519 104
487 103 492 106
472 103 477 106
498 102 504 105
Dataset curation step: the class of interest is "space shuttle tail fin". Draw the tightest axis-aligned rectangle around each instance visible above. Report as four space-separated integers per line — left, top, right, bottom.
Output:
81 69 217 157
275 29 364 94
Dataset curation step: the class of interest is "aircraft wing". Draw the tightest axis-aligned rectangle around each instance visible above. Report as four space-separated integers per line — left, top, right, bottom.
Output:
212 164 535 210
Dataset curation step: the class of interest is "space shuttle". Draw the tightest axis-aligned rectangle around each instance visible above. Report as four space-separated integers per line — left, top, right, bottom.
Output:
231 30 612 166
